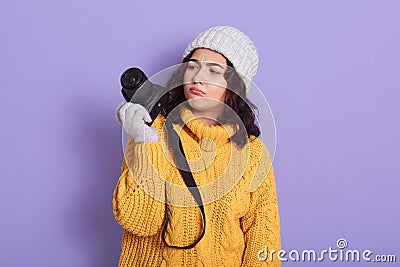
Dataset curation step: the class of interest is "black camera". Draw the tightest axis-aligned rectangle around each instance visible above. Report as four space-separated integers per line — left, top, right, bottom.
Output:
120 67 169 123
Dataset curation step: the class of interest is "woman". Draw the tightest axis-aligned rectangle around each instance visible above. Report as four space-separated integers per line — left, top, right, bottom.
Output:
113 26 281 266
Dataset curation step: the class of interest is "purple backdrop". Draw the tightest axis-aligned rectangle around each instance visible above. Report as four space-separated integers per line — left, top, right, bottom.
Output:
1 1 399 266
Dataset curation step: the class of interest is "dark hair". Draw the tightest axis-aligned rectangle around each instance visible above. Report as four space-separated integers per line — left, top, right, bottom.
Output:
164 49 260 148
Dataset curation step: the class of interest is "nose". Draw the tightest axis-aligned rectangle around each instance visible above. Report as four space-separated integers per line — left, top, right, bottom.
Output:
192 67 207 84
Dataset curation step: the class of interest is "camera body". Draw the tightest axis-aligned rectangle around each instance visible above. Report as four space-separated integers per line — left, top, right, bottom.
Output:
120 67 169 123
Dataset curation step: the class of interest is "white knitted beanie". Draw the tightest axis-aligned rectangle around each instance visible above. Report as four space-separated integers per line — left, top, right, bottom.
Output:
182 26 259 93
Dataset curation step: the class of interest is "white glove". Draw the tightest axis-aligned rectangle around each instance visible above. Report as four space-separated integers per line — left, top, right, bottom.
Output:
116 102 160 144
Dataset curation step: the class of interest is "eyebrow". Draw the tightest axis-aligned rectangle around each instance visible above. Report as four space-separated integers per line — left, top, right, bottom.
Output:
188 59 225 69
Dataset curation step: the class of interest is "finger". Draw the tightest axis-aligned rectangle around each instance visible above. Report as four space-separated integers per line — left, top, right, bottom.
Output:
116 101 125 111
118 103 132 124
134 104 152 122
132 104 151 122
115 102 125 124
124 103 140 122
143 112 152 123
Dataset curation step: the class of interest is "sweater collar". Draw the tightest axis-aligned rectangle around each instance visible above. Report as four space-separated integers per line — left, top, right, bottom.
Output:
177 107 236 149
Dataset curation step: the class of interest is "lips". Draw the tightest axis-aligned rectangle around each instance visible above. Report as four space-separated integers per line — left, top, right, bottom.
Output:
189 87 205 96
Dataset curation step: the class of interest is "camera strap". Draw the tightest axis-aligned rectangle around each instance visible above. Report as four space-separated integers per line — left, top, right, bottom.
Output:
161 118 206 249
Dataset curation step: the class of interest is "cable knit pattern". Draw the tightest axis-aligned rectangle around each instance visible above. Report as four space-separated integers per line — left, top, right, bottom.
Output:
113 108 281 266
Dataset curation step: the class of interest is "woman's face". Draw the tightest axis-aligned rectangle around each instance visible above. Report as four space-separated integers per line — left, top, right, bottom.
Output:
183 48 228 121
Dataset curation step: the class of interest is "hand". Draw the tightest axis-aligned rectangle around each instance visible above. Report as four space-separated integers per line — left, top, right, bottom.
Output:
116 102 159 144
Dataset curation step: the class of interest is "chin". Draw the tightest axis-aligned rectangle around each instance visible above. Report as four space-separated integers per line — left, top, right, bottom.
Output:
187 100 223 117
187 98 208 112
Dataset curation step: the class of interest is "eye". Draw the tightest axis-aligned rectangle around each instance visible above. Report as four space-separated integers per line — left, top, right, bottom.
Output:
187 63 199 70
210 68 222 75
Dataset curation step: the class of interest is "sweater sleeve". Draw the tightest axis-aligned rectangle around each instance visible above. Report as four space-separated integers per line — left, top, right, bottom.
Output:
240 141 281 267
112 137 170 236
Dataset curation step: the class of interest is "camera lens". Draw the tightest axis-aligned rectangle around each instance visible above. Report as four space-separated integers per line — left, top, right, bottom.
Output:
121 68 146 89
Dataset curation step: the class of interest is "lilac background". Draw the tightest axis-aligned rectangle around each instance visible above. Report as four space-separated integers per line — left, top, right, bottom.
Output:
1 1 399 266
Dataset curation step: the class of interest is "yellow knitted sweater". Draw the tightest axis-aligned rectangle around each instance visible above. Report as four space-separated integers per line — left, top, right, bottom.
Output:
113 108 281 266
